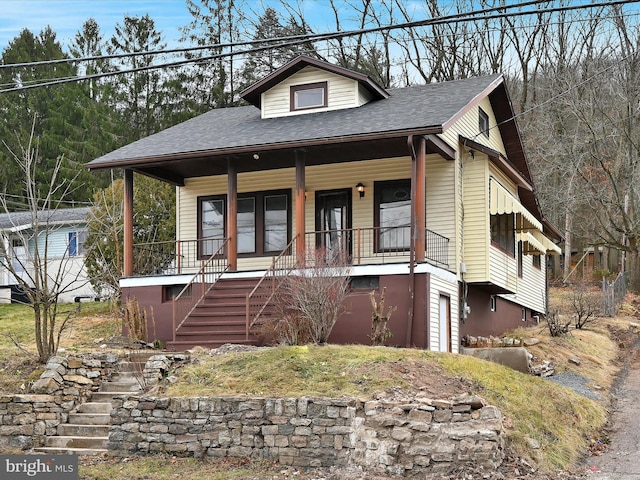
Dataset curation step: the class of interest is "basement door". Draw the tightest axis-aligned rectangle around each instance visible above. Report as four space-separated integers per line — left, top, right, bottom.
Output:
315 189 352 261
439 295 452 353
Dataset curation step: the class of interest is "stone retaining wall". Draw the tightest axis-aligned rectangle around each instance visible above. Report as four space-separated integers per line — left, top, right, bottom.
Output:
0 353 121 451
109 393 504 477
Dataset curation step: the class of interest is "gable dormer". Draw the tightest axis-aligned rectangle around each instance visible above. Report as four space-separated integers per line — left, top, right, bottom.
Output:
240 55 389 119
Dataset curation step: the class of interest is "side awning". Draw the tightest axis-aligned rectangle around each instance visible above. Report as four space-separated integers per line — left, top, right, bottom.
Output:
490 178 561 255
489 178 542 232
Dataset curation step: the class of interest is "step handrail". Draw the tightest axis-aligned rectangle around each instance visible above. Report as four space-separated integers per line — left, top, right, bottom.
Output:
245 235 298 339
173 238 229 341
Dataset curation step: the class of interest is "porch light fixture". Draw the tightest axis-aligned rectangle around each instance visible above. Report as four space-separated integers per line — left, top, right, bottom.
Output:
356 182 365 198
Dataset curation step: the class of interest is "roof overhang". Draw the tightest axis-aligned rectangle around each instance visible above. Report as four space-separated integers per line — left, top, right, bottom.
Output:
88 127 444 186
461 135 532 191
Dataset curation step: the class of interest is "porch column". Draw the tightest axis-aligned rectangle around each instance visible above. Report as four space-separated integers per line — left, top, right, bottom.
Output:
413 136 426 262
123 168 134 277
227 159 237 271
295 151 306 266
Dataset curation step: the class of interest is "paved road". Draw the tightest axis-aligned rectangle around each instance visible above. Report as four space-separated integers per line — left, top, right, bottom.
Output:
585 349 640 480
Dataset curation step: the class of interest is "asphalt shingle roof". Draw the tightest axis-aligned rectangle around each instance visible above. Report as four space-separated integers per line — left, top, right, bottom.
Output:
86 74 502 168
0 207 90 230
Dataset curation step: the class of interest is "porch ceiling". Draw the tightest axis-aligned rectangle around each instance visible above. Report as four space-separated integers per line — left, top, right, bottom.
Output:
131 135 437 185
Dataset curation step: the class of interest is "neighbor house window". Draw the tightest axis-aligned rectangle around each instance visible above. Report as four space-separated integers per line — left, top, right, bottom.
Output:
479 107 490 138
68 231 87 256
375 179 411 252
198 190 291 258
490 213 515 255
290 82 327 111
490 295 497 312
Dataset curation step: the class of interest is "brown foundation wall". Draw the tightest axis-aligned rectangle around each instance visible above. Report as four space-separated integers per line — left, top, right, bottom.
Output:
122 273 430 349
460 286 539 339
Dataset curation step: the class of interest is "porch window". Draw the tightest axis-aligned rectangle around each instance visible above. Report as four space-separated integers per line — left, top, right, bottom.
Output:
238 198 256 254
200 197 225 257
533 254 542 269
375 179 411 251
198 190 291 258
264 194 288 252
490 213 515 256
290 82 327 111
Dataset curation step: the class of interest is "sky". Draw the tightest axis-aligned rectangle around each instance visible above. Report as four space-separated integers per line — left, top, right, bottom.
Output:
0 0 337 52
0 0 201 51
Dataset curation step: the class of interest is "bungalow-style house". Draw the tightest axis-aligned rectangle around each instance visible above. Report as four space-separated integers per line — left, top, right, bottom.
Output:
0 207 96 303
86 56 561 352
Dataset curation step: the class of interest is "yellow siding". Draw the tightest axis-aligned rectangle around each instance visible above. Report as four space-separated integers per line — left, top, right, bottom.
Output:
426 155 456 263
461 155 489 282
262 66 359 119
357 84 373 106
501 255 547 313
442 97 506 155
429 274 460 353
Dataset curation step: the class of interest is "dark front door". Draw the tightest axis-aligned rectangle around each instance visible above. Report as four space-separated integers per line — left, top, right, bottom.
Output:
315 189 352 261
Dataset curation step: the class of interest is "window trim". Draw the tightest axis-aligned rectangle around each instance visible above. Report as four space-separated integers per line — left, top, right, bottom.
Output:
197 189 292 259
533 254 542 270
374 179 412 253
290 82 328 111
479 107 490 138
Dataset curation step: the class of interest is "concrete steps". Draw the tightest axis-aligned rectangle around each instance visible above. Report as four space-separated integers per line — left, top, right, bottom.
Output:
33 354 152 456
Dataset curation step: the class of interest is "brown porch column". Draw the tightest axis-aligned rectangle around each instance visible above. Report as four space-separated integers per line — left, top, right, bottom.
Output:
413 136 426 262
123 168 134 277
295 151 306 265
227 159 237 271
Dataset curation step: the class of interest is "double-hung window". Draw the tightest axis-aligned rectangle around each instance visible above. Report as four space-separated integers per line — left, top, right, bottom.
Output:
375 179 412 252
198 190 291 258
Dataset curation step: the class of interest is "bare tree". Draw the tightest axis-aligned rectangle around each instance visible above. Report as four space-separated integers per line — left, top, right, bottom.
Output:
0 123 87 363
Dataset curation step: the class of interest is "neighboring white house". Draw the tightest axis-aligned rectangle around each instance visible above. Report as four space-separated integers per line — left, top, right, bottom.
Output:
0 207 96 304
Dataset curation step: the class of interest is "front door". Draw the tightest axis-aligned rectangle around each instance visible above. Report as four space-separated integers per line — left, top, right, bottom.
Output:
315 189 352 262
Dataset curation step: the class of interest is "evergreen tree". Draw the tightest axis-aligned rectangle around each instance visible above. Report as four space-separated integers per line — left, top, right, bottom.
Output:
107 14 168 141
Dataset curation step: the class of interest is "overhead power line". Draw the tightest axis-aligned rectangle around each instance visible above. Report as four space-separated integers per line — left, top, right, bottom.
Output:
0 0 638 95
0 0 555 70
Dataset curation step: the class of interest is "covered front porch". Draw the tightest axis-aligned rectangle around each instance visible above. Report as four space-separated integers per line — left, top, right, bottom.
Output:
117 134 458 351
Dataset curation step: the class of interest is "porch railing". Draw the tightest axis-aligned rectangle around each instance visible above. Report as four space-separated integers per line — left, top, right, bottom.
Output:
172 238 229 341
133 227 450 279
304 226 450 268
133 238 222 276
245 235 298 339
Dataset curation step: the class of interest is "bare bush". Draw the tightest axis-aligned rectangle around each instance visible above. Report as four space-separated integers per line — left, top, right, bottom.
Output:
569 285 601 329
122 298 148 342
370 288 397 346
269 249 350 345
546 310 572 337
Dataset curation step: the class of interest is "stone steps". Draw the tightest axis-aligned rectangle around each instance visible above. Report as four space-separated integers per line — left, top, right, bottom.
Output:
33 357 149 456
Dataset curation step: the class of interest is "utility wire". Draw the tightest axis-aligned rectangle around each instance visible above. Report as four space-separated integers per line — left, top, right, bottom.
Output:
0 0 557 69
0 0 637 95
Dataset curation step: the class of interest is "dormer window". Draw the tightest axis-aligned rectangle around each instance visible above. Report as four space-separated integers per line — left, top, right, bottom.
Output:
290 82 327 111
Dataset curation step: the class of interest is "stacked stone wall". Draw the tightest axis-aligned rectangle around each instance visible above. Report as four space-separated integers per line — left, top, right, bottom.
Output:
0 353 121 451
110 394 503 476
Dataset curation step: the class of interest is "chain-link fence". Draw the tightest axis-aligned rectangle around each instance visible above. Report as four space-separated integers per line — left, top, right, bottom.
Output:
602 272 627 316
